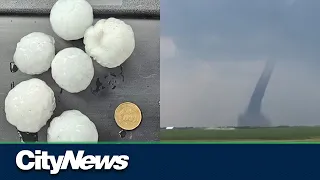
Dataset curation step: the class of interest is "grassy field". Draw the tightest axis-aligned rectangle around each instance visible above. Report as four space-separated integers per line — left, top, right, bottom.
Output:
160 126 320 142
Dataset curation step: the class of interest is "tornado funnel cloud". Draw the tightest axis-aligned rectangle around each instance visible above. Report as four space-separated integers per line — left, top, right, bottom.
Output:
238 60 275 127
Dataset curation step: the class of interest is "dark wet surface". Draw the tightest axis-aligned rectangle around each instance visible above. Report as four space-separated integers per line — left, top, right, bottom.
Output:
10 82 14 89
119 130 127 138
9 62 18 73
91 78 104 95
120 66 125 82
17 131 38 142
91 68 125 95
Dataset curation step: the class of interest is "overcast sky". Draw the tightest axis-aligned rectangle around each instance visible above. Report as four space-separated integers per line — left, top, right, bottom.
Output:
160 0 320 127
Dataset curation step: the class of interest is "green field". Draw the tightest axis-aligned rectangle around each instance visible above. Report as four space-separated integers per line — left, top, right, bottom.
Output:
160 126 320 142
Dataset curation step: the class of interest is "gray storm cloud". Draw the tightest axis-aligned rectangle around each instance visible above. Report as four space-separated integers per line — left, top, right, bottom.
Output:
161 0 320 127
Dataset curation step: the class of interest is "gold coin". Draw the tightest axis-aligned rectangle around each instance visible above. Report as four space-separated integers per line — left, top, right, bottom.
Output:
114 102 142 130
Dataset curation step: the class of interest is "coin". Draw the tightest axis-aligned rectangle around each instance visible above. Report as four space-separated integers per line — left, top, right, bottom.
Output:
114 102 142 130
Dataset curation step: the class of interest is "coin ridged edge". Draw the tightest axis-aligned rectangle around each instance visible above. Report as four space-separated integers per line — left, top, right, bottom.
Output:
114 102 142 131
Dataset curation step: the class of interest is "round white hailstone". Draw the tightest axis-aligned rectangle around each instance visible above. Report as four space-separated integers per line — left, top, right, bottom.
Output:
47 110 98 142
84 18 135 68
51 47 94 93
13 32 55 75
5 78 56 133
50 0 93 40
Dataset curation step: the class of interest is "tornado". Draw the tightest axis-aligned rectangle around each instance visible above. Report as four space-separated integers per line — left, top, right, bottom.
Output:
238 60 275 127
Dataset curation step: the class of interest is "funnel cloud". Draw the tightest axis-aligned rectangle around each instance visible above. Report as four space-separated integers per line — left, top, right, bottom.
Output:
238 60 275 127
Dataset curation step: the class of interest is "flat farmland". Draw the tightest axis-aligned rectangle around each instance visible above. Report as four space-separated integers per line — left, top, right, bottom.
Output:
160 127 320 142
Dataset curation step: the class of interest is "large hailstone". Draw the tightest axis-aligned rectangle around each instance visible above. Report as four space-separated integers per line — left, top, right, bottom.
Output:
84 18 135 68
50 0 93 40
5 78 56 133
51 47 94 93
47 110 98 142
13 32 55 75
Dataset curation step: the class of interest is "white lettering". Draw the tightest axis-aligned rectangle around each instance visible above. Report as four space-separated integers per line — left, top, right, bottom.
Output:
80 155 95 170
95 155 117 169
16 150 35 170
50 155 64 175
41 151 51 170
35 151 42 170
113 155 129 170
15 150 129 174
60 150 83 170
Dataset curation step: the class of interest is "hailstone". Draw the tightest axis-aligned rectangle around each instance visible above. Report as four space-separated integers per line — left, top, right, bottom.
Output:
51 47 94 93
83 18 135 68
5 78 56 133
13 32 55 75
47 110 98 142
50 0 93 40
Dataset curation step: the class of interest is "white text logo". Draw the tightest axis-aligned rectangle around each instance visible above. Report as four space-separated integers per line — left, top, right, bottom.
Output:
16 150 129 174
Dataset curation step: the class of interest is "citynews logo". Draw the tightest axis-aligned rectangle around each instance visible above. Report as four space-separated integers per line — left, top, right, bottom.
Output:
16 150 129 174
